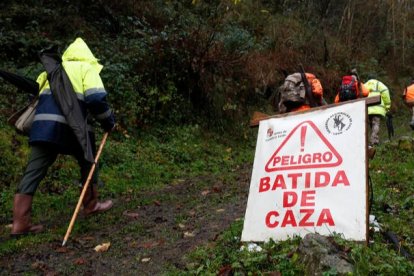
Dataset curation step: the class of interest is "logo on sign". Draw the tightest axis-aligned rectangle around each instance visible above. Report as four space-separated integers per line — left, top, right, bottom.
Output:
325 112 352 135
267 127 274 137
265 121 342 172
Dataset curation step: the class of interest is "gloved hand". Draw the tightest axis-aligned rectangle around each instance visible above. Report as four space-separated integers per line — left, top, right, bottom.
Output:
103 123 116 133
101 111 116 132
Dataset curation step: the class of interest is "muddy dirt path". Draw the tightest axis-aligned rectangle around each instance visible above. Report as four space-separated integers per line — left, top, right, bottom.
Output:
0 164 251 275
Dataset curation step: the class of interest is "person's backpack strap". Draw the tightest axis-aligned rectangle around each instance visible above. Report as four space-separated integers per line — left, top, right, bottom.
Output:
299 64 317 107
354 77 363 98
350 71 363 98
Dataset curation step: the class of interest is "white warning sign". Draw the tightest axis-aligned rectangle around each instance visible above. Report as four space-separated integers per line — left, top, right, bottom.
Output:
242 101 367 242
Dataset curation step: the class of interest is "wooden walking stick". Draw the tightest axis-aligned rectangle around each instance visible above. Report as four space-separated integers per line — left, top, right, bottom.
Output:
62 132 109 246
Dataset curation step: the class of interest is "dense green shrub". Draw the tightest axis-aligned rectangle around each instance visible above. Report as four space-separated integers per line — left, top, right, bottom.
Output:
1 0 413 131
0 127 29 188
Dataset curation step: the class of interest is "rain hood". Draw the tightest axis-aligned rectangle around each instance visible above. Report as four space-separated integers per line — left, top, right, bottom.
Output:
62 37 103 73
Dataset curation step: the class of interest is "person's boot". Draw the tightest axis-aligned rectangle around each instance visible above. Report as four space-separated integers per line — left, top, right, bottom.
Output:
11 194 43 237
82 185 113 216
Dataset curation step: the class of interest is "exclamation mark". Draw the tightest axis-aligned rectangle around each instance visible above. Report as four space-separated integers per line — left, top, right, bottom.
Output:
300 125 307 152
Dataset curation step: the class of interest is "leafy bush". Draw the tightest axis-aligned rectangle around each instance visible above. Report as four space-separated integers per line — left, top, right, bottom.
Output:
0 127 29 188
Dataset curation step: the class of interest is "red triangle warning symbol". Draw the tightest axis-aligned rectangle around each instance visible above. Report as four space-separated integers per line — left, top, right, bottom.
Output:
265 120 342 172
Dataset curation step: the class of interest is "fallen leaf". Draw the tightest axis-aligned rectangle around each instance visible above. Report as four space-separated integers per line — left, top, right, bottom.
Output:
216 208 225 213
184 231 196 238
55 247 70 253
178 223 186 229
218 264 232 276
201 190 210 196
172 179 185 185
153 200 161 206
128 241 139 248
73 258 86 265
139 239 165 249
141 257 151 263
212 186 222 193
264 272 282 276
123 210 139 219
94 242 111 252
141 240 162 249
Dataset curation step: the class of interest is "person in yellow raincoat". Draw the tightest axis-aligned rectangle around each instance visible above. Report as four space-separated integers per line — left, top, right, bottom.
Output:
365 76 391 146
11 38 116 237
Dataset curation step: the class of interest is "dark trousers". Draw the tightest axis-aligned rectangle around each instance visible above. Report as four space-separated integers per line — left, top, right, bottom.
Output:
17 143 98 195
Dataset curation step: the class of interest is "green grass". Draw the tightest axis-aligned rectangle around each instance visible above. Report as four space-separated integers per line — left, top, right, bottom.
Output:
167 220 304 275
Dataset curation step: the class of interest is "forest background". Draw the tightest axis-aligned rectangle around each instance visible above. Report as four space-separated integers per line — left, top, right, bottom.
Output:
1 0 413 131
1 0 414 275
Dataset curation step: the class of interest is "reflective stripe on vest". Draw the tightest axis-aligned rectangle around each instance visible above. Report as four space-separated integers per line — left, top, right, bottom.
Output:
41 88 85 101
33 114 94 131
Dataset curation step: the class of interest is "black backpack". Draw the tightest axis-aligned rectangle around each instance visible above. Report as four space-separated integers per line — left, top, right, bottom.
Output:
338 75 358 102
